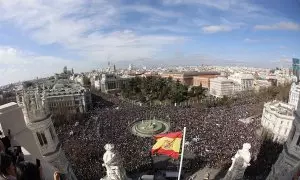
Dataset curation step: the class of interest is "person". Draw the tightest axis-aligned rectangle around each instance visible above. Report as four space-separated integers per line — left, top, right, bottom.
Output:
0 141 5 153
53 172 61 180
15 161 41 180
0 130 11 153
0 153 16 180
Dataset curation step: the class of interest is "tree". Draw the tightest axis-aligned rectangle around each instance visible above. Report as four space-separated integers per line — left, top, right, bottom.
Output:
83 76 91 86
189 84 206 100
170 80 188 103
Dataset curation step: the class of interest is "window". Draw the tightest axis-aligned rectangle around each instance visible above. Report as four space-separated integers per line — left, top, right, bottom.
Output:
36 132 44 146
36 132 48 146
49 127 55 140
297 136 300 146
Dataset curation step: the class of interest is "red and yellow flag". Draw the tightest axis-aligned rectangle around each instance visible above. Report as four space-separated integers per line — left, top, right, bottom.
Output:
151 131 182 159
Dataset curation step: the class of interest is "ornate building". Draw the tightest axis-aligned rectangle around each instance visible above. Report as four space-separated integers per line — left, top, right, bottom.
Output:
209 77 235 98
261 101 294 143
16 88 77 180
289 82 300 109
267 85 300 179
45 82 92 114
100 74 132 93
17 81 92 115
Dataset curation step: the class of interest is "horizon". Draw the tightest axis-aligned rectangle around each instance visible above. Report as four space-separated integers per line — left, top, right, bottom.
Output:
0 0 300 85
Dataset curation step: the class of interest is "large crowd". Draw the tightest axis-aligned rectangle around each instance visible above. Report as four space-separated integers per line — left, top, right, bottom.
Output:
56 94 266 180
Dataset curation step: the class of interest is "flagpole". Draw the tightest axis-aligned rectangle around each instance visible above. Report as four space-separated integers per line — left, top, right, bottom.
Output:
178 127 186 180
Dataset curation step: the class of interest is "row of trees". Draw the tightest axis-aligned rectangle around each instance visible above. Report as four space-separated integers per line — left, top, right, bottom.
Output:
121 76 206 103
121 76 292 107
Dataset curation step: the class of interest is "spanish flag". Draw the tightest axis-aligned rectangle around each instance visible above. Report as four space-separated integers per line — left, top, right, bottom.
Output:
151 131 183 159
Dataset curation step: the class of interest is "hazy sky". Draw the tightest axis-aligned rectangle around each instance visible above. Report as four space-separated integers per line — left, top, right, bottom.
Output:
0 0 300 85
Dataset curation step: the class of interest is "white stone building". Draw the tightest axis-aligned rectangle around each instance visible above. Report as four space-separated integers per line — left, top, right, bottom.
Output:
94 78 101 90
45 83 92 114
17 91 77 179
209 77 235 98
267 102 300 179
228 73 254 91
289 82 300 109
261 101 295 143
0 100 77 180
17 81 92 115
100 74 133 93
73 75 84 85
253 79 272 91
0 103 59 180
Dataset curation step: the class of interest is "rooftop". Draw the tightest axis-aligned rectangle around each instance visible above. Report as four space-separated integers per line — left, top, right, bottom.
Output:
266 101 294 117
210 77 234 83
162 71 220 77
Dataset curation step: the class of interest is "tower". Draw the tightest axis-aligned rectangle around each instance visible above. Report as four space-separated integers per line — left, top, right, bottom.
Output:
267 85 300 179
63 66 68 74
113 64 116 73
17 87 77 180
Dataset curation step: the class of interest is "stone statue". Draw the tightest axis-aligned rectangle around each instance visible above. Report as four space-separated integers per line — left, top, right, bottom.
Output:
101 144 128 180
224 143 251 180
30 96 37 111
35 92 42 110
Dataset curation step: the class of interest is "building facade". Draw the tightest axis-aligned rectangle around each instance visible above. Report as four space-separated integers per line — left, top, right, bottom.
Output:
267 108 300 179
192 73 220 89
209 77 235 98
228 73 254 91
46 83 92 114
289 83 300 110
161 71 220 87
0 102 62 180
261 101 294 143
292 58 300 82
253 80 272 91
16 82 92 115
267 84 300 179
16 90 77 179
100 74 132 93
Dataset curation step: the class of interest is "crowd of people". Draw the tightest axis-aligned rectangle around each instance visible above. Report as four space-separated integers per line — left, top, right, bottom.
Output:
55 93 271 180
0 130 62 180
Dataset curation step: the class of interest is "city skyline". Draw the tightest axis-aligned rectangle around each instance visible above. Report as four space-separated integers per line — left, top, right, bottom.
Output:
0 0 300 85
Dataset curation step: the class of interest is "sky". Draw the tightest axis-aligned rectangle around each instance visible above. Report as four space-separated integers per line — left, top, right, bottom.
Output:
0 0 300 85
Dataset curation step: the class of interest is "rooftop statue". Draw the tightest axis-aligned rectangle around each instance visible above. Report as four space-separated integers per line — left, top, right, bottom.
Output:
101 144 128 180
229 143 251 171
224 143 251 180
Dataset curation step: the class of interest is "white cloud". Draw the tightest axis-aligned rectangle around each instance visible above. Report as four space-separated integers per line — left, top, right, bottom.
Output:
244 38 260 43
162 0 263 12
162 0 233 10
0 46 92 85
254 22 300 31
202 25 236 33
122 5 181 18
0 0 184 64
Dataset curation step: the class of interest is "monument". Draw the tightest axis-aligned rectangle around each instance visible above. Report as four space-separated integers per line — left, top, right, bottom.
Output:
130 117 170 137
101 144 129 180
223 143 251 180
